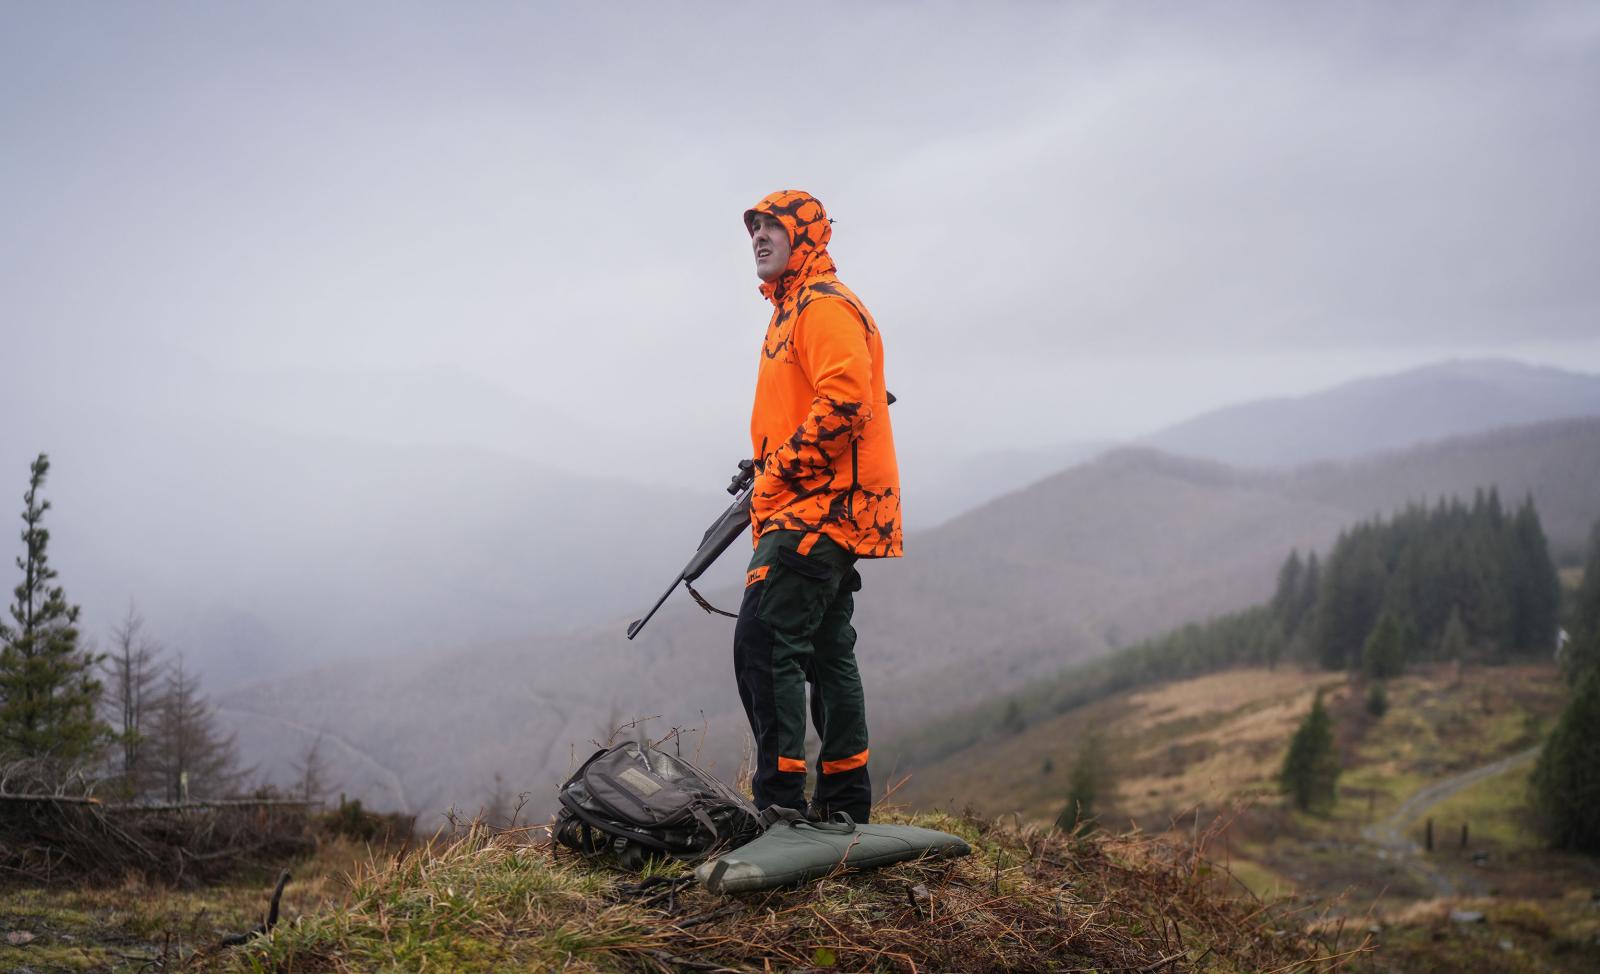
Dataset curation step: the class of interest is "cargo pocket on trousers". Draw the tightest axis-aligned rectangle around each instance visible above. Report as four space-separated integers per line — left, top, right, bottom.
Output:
759 546 837 636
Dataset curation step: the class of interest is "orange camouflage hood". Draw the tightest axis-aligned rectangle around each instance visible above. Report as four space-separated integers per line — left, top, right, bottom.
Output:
743 189 837 306
744 188 902 559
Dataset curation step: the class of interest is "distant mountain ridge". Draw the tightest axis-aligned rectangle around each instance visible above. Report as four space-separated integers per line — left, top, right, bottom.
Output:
222 415 1600 822
1142 358 1600 469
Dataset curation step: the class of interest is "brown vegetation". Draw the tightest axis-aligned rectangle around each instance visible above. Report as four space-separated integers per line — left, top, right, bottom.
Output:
222 810 1365 973
0 793 316 885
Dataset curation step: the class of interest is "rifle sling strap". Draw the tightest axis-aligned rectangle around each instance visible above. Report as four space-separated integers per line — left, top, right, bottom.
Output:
685 580 738 619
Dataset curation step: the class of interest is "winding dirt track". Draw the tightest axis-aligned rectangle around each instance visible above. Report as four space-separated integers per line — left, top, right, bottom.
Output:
1359 746 1540 897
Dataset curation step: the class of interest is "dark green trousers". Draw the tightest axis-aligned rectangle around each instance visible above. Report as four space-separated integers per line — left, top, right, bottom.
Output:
733 530 871 822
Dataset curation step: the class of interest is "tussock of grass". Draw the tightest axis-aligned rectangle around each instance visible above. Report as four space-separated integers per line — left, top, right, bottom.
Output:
218 810 1360 973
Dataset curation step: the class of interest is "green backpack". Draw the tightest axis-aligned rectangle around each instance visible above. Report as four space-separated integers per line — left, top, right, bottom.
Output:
553 741 761 869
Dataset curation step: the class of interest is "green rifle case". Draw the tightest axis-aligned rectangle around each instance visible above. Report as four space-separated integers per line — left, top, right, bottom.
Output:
693 811 970 894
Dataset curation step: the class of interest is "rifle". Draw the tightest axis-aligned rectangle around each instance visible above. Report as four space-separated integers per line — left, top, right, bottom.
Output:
626 393 894 640
626 459 756 639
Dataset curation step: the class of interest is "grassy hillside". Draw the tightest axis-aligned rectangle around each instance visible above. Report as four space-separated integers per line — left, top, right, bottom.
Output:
900 665 1568 864
901 667 1342 825
898 662 1600 972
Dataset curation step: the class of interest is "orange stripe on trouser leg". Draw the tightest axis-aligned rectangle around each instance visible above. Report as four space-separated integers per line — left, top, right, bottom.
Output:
821 749 869 774
796 532 822 556
745 565 770 587
777 756 808 773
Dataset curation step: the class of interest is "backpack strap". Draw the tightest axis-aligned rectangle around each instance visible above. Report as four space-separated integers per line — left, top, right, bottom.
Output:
689 804 720 843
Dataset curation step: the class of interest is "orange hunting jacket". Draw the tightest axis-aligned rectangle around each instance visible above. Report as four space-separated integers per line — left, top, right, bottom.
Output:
744 190 902 559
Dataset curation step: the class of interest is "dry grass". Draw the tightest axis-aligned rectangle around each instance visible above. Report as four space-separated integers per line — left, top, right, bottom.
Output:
0 798 317 886
1119 675 1346 819
906 663 1566 833
213 810 1363 973
903 666 1344 825
1124 670 1332 728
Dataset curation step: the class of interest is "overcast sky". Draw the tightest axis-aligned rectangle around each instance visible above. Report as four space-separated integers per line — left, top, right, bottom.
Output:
4 1 1598 484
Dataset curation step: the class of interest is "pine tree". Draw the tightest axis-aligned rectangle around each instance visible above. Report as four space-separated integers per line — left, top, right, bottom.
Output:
1264 616 1286 671
1000 699 1025 736
1272 550 1304 635
1508 496 1561 656
0 454 106 766
1531 667 1600 853
147 654 243 802
292 735 331 806
1365 680 1389 718
1279 691 1340 813
1362 612 1407 679
1299 553 1322 627
1564 520 1600 682
100 603 165 797
1311 538 1386 671
1462 495 1512 652
1279 551 1320 664
1382 544 1426 653
1438 605 1471 662
1056 735 1103 831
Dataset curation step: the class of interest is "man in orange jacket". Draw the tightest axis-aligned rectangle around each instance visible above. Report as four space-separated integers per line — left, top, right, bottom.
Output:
734 189 901 823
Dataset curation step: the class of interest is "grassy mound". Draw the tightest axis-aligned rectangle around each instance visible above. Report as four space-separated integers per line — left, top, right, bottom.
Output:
217 810 1356 973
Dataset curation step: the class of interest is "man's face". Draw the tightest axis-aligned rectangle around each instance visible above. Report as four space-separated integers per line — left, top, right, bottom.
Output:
749 212 791 282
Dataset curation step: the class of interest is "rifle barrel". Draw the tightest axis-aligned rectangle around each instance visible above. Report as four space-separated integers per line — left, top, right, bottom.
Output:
627 402 894 641
626 577 681 640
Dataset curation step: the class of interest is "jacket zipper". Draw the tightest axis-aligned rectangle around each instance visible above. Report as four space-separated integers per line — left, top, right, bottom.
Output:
848 440 859 518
